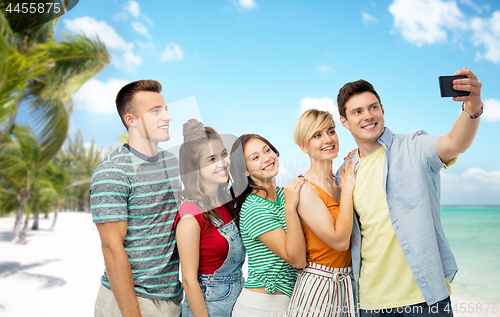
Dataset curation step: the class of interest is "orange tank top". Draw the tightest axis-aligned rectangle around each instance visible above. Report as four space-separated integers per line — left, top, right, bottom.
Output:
302 180 352 268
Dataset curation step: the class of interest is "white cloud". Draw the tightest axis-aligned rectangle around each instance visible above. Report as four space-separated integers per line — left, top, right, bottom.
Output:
64 16 142 72
315 65 331 73
278 166 293 179
124 0 140 17
299 97 340 124
389 0 467 46
73 78 129 114
161 43 184 61
442 168 500 204
137 41 156 50
470 11 500 63
131 21 152 40
362 12 378 24
483 98 500 122
113 1 152 27
460 0 490 14
238 0 257 10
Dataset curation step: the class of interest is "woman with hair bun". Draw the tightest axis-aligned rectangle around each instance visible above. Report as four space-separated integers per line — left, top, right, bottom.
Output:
175 119 245 317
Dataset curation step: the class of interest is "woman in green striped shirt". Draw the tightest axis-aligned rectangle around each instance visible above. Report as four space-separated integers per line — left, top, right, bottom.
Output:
229 134 307 317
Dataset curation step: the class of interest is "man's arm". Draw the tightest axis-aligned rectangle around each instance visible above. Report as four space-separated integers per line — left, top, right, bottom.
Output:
436 67 483 163
96 221 141 317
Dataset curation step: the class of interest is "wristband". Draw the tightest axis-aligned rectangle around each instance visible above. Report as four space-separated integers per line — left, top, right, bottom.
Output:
462 102 483 119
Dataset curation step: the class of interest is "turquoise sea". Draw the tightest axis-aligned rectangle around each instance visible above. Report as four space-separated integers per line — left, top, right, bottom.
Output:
441 206 500 304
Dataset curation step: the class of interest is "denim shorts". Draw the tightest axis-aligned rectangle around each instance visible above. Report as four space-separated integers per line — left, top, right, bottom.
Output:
182 275 245 317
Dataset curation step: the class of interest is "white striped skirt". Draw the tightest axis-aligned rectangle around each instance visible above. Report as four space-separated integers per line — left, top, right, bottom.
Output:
287 263 355 317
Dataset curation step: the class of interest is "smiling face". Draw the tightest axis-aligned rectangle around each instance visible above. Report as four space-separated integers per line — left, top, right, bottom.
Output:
199 139 231 189
340 91 385 147
244 138 279 184
300 123 339 160
128 91 171 143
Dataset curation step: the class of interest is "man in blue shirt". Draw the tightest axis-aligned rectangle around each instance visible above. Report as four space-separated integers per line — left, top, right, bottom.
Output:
336 68 483 316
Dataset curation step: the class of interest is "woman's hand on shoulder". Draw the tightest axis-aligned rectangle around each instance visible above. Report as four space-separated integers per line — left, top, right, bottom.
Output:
339 160 356 193
343 149 357 161
284 176 306 212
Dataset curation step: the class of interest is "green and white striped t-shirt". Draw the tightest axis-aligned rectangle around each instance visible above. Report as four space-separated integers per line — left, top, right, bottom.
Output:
90 144 182 301
240 187 298 297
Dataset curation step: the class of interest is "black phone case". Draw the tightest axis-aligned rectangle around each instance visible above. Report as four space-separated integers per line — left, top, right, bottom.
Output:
439 75 470 98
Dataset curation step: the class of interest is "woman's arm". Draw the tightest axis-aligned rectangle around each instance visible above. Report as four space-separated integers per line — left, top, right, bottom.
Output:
176 215 209 317
258 177 307 269
297 161 356 251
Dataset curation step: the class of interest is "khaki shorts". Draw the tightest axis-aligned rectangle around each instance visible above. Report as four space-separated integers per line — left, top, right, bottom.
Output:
94 284 181 317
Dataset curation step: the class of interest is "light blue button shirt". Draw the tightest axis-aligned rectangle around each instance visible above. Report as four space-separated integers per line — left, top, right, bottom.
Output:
340 127 458 306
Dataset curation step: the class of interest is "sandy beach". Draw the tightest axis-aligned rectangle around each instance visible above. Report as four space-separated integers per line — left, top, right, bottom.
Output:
0 211 498 317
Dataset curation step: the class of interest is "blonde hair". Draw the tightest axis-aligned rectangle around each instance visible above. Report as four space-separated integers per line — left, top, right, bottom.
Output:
293 109 335 147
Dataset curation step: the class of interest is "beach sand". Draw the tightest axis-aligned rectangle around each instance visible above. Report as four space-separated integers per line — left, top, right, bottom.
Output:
0 212 498 317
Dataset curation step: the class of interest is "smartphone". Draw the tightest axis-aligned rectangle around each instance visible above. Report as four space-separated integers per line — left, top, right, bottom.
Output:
438 75 470 98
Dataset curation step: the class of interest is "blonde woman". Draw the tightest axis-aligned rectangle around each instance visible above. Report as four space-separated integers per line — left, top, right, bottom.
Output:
287 109 356 316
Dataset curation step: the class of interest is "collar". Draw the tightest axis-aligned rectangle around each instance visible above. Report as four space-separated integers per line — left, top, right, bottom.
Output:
377 127 393 150
350 127 392 166
123 143 159 162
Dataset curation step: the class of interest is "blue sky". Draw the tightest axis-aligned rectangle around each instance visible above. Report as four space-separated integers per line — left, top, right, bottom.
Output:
38 0 500 204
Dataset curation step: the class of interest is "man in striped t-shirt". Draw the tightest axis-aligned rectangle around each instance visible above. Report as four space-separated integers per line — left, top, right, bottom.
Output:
91 80 182 316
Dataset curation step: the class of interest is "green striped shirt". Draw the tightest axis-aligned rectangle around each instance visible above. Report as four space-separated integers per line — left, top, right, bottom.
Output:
240 187 298 297
90 144 182 301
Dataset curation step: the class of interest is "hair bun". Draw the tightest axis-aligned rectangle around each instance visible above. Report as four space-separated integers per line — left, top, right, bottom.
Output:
183 119 206 142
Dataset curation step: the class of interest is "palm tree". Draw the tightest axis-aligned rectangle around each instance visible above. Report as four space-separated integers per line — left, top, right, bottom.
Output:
0 8 110 242
31 164 60 230
1 7 110 131
0 125 67 243
44 159 70 231
56 131 104 213
0 12 51 125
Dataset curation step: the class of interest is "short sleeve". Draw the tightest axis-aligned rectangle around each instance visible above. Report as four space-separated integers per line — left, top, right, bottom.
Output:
407 130 445 173
175 202 204 230
90 163 130 223
442 156 458 169
241 199 282 240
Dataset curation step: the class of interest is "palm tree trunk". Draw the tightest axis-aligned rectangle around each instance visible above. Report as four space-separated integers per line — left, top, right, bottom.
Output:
20 213 31 241
32 208 40 230
3 94 23 136
11 187 30 243
49 204 60 231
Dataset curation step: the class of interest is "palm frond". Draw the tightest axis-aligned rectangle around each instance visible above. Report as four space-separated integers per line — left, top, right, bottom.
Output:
0 153 28 187
36 34 110 101
0 187 19 215
32 97 68 167
12 125 39 167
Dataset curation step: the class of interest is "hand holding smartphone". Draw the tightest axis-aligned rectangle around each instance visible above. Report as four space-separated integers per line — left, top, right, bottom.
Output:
438 75 470 98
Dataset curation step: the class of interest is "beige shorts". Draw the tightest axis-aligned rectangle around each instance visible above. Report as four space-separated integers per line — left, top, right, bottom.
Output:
94 284 181 317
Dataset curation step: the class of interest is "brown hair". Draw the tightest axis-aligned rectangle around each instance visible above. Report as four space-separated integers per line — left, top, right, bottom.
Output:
115 80 162 129
179 119 234 232
229 134 279 228
337 79 381 119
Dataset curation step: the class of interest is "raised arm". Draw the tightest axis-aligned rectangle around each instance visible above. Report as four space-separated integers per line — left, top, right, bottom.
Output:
298 161 356 251
436 67 483 163
96 221 141 317
258 177 307 269
176 215 209 317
